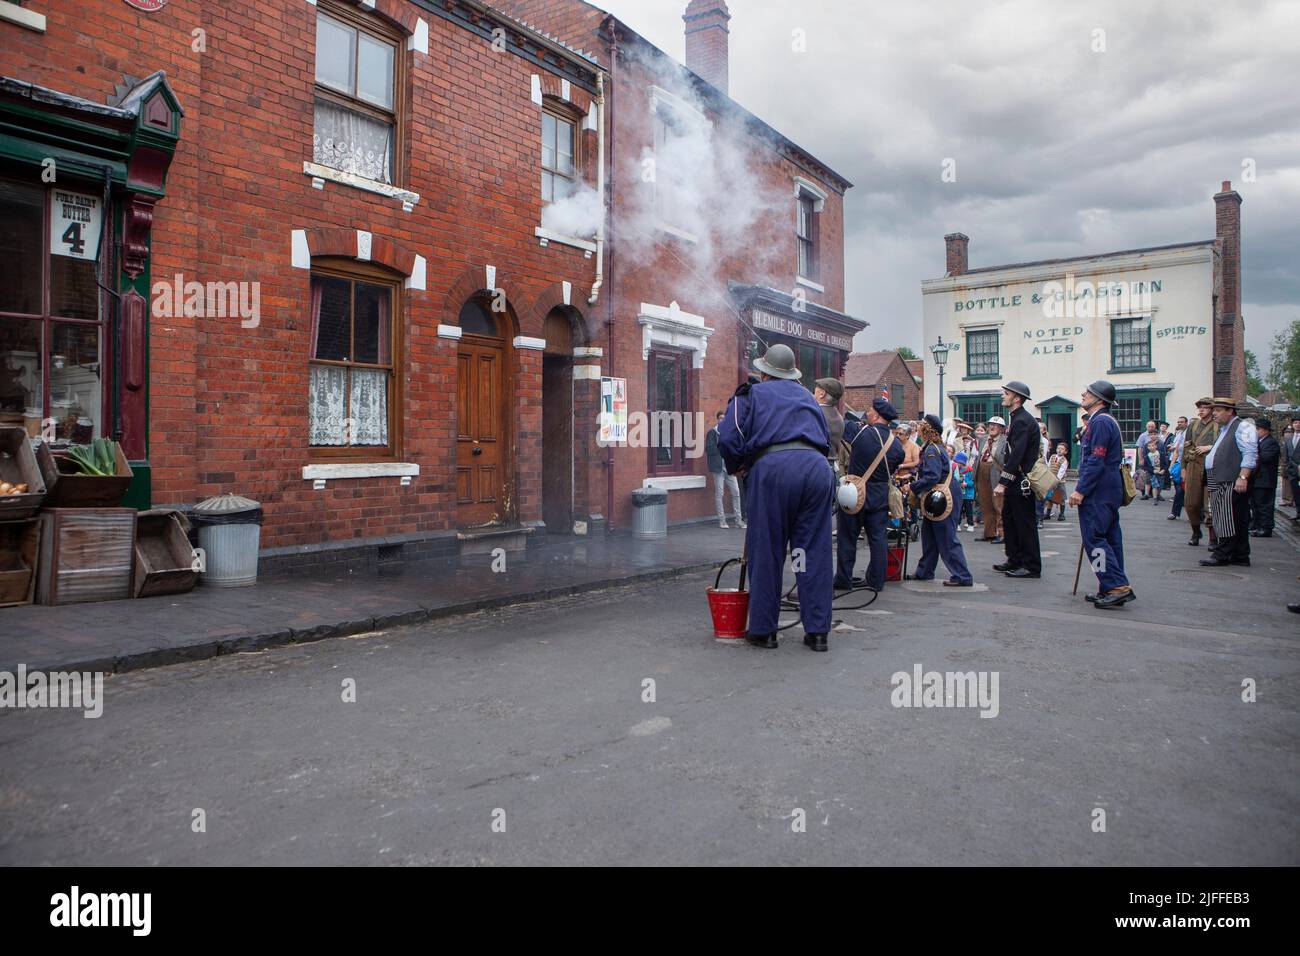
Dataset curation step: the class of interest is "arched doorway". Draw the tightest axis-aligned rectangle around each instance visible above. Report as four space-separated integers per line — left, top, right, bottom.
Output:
542 308 577 533
456 295 513 527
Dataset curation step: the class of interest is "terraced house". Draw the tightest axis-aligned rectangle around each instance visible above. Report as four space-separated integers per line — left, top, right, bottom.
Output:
0 0 858 567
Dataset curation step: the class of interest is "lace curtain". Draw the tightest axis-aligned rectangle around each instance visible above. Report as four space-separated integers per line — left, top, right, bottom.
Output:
309 365 388 446
313 99 392 184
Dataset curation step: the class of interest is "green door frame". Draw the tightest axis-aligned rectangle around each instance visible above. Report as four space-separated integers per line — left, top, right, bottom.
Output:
1037 396 1081 468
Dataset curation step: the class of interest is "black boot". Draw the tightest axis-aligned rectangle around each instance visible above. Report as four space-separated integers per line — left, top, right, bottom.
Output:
1188 527 1201 546
746 633 778 649
803 633 828 652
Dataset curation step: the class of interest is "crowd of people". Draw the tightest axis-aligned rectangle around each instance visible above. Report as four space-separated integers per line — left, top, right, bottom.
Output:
707 344 1299 652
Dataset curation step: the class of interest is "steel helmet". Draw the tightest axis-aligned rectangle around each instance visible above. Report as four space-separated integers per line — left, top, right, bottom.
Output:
922 487 953 520
1002 380 1032 401
1085 379 1117 406
836 477 861 512
987 415 1006 427
752 344 801 380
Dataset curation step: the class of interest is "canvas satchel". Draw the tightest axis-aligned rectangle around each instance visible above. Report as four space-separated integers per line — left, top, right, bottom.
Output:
842 429 896 517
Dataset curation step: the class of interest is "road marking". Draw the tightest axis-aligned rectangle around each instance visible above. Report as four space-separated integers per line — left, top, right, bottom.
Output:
629 716 672 737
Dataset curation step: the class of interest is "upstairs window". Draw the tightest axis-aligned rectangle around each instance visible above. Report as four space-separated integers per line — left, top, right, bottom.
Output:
541 109 577 203
796 193 818 280
965 329 999 378
313 6 400 185
1110 317 1152 371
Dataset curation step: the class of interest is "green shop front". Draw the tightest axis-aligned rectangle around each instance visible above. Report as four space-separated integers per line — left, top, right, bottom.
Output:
0 72 181 509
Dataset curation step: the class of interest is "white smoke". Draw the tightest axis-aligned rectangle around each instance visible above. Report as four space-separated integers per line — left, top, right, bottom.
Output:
541 183 602 239
615 47 794 316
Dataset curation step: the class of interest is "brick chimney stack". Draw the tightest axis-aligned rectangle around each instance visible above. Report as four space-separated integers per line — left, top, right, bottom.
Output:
945 233 969 277
1213 180 1245 399
683 0 731 95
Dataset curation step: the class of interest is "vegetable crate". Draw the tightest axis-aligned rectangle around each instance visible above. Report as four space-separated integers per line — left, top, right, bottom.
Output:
0 518 40 607
0 426 47 521
37 508 137 606
36 439 133 508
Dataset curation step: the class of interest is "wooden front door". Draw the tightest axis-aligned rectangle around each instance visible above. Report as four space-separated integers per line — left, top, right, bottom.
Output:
457 335 508 526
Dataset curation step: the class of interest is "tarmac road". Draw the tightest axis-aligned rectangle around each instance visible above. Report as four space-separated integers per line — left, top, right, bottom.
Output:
1 498 1297 865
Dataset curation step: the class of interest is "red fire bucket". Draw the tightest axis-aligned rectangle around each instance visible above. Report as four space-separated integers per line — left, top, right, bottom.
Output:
707 558 749 639
886 545 906 582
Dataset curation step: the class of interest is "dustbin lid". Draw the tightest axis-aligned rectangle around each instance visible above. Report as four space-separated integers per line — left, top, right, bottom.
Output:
631 487 669 504
193 492 264 526
195 492 260 514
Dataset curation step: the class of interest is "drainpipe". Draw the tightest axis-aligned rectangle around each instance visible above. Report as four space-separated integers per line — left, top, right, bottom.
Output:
587 70 606 306
603 19 618 533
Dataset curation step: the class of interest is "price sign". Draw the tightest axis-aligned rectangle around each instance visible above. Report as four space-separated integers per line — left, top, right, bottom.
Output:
49 190 103 261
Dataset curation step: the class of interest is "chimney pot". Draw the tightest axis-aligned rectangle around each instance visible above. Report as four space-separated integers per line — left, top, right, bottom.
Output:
1221 180 1231 192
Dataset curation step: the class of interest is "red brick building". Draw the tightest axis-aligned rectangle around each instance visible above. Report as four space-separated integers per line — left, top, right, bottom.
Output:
843 351 921 421
494 0 862 527
0 0 859 564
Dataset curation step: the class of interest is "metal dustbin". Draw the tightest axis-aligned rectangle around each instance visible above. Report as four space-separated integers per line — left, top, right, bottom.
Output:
191 493 263 587
631 487 668 539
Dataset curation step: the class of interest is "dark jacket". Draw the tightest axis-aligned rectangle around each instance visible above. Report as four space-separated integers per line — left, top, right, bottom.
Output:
1285 431 1300 481
912 440 961 503
997 404 1040 489
1075 412 1124 506
705 427 725 473
843 419 905 511
1254 434 1280 489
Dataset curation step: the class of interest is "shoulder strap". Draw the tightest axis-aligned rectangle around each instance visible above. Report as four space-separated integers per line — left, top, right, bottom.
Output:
861 431 894 482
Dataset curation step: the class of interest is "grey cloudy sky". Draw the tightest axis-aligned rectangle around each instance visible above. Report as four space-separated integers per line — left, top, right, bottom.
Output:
597 0 1300 367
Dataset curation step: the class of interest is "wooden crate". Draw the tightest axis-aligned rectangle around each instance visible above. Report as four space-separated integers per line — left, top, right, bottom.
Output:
134 510 198 598
0 518 40 608
36 440 133 509
0 427 47 521
37 508 136 605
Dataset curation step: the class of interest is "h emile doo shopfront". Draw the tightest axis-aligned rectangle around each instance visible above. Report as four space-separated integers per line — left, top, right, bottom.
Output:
731 284 864 392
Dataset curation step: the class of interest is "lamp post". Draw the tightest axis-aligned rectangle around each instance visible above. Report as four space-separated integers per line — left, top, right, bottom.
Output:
930 336 951 417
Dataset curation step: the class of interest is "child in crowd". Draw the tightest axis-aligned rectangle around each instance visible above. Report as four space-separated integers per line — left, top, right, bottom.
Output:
953 451 976 531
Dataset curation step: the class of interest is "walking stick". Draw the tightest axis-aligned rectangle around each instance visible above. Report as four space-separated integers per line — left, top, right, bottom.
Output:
1072 540 1084 595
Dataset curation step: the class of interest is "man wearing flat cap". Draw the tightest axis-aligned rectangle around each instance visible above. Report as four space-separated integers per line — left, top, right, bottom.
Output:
718 344 835 651
813 377 845 474
1199 397 1258 567
834 396 905 595
1181 396 1220 547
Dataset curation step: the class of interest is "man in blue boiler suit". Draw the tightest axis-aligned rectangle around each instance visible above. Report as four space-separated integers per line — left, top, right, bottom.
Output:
718 345 835 652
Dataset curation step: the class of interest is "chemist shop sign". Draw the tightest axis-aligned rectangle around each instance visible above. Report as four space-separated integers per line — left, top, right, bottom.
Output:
49 191 103 261
751 309 853 352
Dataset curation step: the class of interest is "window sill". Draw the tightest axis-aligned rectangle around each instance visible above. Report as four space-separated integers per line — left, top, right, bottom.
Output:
963 374 1002 381
643 475 706 491
656 223 698 244
1107 367 1156 375
303 462 419 481
535 227 596 254
303 162 420 211
795 275 825 293
0 0 44 31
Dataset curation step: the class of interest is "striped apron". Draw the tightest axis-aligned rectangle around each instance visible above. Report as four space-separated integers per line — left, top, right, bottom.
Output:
1207 479 1235 538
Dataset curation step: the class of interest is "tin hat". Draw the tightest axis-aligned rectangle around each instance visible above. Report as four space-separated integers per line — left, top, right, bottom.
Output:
752 344 801 380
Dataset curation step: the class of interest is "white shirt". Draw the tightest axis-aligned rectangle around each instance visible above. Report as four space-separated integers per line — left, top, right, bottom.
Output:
1206 417 1258 471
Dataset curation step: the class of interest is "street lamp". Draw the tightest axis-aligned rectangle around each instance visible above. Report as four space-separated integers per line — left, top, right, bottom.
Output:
930 336 951 417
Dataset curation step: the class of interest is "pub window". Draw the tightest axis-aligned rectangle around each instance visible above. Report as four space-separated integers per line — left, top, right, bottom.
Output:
308 264 399 456
0 179 105 444
796 193 819 281
313 4 400 185
1110 317 1152 371
965 329 999 378
1114 392 1164 445
541 107 578 204
647 346 692 475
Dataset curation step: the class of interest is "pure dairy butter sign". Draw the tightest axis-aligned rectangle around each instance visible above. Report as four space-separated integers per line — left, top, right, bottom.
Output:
50 190 103 260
